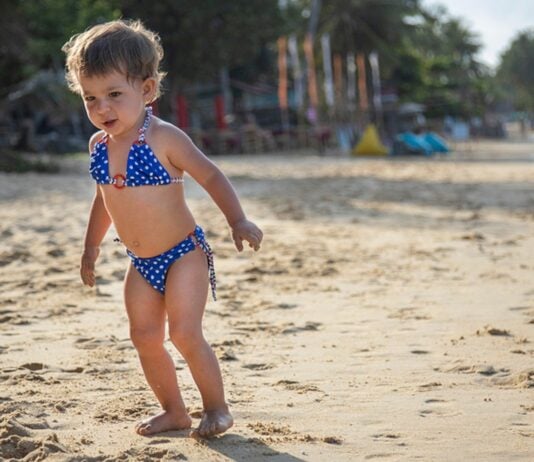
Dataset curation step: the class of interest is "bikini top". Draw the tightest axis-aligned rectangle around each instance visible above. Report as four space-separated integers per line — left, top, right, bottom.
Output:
89 107 184 189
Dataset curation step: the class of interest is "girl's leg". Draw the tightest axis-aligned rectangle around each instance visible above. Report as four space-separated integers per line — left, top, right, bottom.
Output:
165 248 233 437
124 263 192 435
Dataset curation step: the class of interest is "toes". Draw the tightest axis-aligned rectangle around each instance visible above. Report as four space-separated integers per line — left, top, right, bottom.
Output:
191 412 232 438
208 421 219 437
137 424 152 435
197 419 220 438
198 423 208 438
197 416 208 437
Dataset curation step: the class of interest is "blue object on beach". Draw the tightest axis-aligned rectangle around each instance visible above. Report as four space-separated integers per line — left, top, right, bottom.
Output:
397 132 434 156
336 126 352 152
423 132 449 153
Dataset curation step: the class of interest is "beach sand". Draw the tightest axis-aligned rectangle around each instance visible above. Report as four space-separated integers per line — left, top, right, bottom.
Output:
0 140 533 461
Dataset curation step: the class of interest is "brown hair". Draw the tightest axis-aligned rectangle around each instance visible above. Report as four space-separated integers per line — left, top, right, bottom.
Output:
62 19 166 100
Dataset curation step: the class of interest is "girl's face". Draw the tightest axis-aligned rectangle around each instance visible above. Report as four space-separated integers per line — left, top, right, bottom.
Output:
78 71 156 141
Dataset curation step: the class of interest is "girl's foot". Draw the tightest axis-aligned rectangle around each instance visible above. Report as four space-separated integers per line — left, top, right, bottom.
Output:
135 410 192 436
192 407 234 438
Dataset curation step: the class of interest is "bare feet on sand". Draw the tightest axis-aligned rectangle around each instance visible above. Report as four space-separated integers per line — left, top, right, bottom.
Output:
135 410 192 436
192 407 234 438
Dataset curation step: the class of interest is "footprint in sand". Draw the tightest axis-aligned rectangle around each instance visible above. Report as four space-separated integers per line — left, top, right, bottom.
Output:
509 305 534 323
440 361 510 377
0 309 23 325
242 363 275 371
94 396 152 422
266 302 298 310
98 447 184 461
477 325 512 337
388 307 430 321
19 362 47 371
275 379 323 394
489 369 534 389
364 453 402 460
0 414 66 460
74 336 127 350
371 432 402 440
1 228 14 238
211 339 244 348
217 348 238 361
111 269 125 280
44 266 67 275
46 248 65 258
281 321 322 334
246 421 339 445
417 382 442 391
419 398 461 417
0 249 31 267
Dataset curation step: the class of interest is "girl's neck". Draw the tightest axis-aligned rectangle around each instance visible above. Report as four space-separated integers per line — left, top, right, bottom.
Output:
108 107 150 145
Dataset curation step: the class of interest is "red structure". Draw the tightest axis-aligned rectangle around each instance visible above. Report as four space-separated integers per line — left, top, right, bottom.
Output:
214 95 226 130
175 95 189 129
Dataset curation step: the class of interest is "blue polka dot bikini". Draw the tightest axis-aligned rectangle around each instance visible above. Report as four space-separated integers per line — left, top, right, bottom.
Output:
89 106 216 300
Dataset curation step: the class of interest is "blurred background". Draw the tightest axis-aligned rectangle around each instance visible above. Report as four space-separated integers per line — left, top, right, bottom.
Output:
1 0 533 158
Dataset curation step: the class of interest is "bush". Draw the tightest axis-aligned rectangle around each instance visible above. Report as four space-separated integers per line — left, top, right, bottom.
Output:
0 151 60 173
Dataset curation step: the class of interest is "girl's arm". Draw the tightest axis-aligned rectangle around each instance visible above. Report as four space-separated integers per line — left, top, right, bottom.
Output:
80 184 112 287
163 126 263 251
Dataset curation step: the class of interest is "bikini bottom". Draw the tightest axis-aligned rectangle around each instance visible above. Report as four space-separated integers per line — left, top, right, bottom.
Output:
126 225 216 300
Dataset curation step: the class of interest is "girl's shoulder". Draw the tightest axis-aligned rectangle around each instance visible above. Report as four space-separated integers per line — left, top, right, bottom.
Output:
88 130 106 153
148 117 192 152
149 117 188 141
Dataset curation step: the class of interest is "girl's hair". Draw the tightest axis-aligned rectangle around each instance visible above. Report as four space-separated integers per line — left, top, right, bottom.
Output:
62 19 166 100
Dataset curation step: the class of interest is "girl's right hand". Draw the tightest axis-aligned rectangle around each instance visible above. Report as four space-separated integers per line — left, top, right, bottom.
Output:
80 247 100 287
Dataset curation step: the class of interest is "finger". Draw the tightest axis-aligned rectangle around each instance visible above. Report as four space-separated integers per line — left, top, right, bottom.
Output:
234 235 244 252
246 239 260 251
252 231 263 244
82 271 95 287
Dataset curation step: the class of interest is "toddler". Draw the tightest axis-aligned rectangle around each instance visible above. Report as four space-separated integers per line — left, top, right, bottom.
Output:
62 19 263 438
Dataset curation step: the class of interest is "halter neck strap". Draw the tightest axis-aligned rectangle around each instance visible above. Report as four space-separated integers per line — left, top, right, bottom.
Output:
137 106 153 143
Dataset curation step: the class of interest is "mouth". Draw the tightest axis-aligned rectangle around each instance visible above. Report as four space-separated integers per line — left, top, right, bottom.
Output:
103 119 117 129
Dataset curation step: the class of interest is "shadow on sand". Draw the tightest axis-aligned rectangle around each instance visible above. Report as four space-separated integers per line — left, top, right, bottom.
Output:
198 433 307 461
141 430 307 462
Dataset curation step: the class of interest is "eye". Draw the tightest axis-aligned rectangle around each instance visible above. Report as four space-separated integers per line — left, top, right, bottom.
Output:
109 91 121 98
84 95 95 102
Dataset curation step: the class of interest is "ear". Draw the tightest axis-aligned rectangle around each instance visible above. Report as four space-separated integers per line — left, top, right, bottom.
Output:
142 78 157 103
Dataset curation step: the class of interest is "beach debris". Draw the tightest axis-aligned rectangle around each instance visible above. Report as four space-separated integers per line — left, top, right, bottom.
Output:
478 326 512 336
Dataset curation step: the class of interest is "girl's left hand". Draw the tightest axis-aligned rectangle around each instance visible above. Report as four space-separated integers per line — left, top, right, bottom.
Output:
231 219 263 252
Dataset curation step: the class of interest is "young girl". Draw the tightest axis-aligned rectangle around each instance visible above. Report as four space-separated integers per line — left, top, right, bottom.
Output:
62 19 263 438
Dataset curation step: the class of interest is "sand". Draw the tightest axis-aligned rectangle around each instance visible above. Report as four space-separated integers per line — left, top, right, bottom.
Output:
0 140 533 461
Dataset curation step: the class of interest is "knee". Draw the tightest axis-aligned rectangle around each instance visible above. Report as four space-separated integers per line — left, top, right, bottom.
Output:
130 327 164 354
169 326 205 356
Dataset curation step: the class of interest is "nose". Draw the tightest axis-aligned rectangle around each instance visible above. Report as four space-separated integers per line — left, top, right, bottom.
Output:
94 99 110 114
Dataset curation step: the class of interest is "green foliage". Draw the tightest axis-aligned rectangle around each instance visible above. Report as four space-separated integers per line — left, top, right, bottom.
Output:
0 1 31 96
0 151 60 173
392 5 489 117
497 29 534 110
319 0 421 55
20 0 120 71
119 0 285 88
0 0 119 98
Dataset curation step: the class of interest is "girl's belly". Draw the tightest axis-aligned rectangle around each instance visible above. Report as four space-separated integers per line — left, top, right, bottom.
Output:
101 184 197 257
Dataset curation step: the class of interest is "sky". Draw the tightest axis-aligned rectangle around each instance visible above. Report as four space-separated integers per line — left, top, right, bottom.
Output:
426 0 534 68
